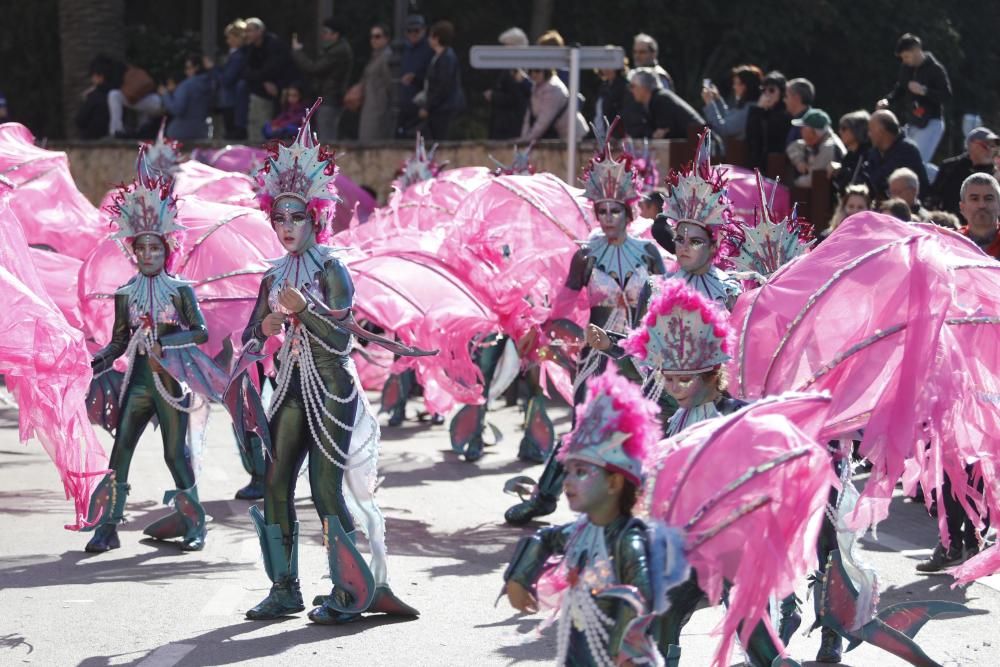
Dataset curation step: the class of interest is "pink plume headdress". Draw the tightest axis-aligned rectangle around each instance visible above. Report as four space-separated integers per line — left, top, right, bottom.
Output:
581 117 640 205
663 129 733 235
557 366 660 485
729 170 814 282
623 278 733 374
623 136 660 193
393 133 445 190
256 98 341 232
142 118 182 179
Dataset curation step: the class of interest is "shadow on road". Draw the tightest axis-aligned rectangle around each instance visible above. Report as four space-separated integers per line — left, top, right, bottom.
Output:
77 616 417 667
0 541 250 591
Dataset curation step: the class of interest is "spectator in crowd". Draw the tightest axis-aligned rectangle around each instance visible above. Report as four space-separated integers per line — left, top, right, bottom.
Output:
75 55 117 139
418 20 465 141
925 210 960 230
0 90 7 121
292 17 353 142
783 77 814 146
358 23 394 142
831 110 871 194
625 67 704 140
887 167 930 220
929 126 1000 219
745 71 791 171
397 15 434 138
876 33 952 166
785 108 845 188
701 64 762 141
594 60 631 138
879 197 913 222
212 19 248 140
632 33 673 90
159 54 213 141
638 191 665 219
262 84 307 140
107 61 161 138
958 172 1000 258
484 27 532 140
243 17 297 140
863 109 929 199
519 66 586 142
824 183 872 238
536 30 569 85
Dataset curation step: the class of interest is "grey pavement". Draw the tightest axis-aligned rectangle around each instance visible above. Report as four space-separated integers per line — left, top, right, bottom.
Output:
0 396 997 667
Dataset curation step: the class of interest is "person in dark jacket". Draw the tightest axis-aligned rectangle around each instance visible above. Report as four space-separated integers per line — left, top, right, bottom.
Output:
832 109 871 195
485 27 532 140
212 20 248 140
291 17 352 141
242 17 298 139
75 55 118 139
418 21 465 141
928 126 999 219
745 71 791 171
876 33 952 164
625 67 704 139
594 65 632 138
159 54 214 140
863 109 929 200
397 14 434 138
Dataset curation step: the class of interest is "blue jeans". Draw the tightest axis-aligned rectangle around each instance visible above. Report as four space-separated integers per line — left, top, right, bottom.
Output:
904 118 945 162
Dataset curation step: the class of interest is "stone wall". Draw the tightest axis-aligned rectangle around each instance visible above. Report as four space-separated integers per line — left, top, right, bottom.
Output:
51 139 682 205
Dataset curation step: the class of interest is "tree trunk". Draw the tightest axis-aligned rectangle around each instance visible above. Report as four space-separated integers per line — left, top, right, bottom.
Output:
529 0 556 43
58 0 126 138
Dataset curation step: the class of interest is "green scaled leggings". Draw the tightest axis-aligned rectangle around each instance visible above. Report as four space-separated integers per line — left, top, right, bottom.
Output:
264 366 358 545
108 355 195 489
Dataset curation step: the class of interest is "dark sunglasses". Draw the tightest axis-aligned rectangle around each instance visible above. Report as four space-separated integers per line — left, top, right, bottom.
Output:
406 27 422 33
370 33 386 39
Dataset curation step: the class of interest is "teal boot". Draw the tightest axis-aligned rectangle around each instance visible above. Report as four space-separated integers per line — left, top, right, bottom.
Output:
143 487 207 551
235 433 267 500
308 515 376 625
245 505 305 620
83 474 129 553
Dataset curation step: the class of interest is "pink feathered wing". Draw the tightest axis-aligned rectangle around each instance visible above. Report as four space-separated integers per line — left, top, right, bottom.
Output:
0 123 105 259
730 212 1000 560
644 392 836 666
0 187 109 529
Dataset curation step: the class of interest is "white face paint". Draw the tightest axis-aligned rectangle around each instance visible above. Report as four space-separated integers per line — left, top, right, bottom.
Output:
133 234 166 276
674 222 715 274
271 196 315 254
595 200 629 241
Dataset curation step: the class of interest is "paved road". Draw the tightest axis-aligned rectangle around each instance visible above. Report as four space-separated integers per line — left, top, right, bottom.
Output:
0 396 997 667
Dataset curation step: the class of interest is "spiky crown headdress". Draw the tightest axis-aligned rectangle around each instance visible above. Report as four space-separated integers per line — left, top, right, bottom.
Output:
728 171 814 281
256 98 340 219
623 278 733 374
142 118 182 179
108 145 186 243
623 137 660 193
490 143 535 176
557 366 659 486
582 117 641 205
663 129 733 233
393 133 445 190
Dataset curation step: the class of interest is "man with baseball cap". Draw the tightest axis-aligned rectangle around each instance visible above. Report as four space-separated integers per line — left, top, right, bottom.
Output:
929 126 1000 218
786 108 846 187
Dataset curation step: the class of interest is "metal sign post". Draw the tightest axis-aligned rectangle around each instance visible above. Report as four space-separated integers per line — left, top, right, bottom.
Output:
470 45 625 184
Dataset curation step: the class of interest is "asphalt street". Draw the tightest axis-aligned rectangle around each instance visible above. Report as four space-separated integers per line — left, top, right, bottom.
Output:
0 395 997 667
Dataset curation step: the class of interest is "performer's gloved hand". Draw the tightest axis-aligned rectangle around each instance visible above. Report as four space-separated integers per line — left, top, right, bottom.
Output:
505 580 538 614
